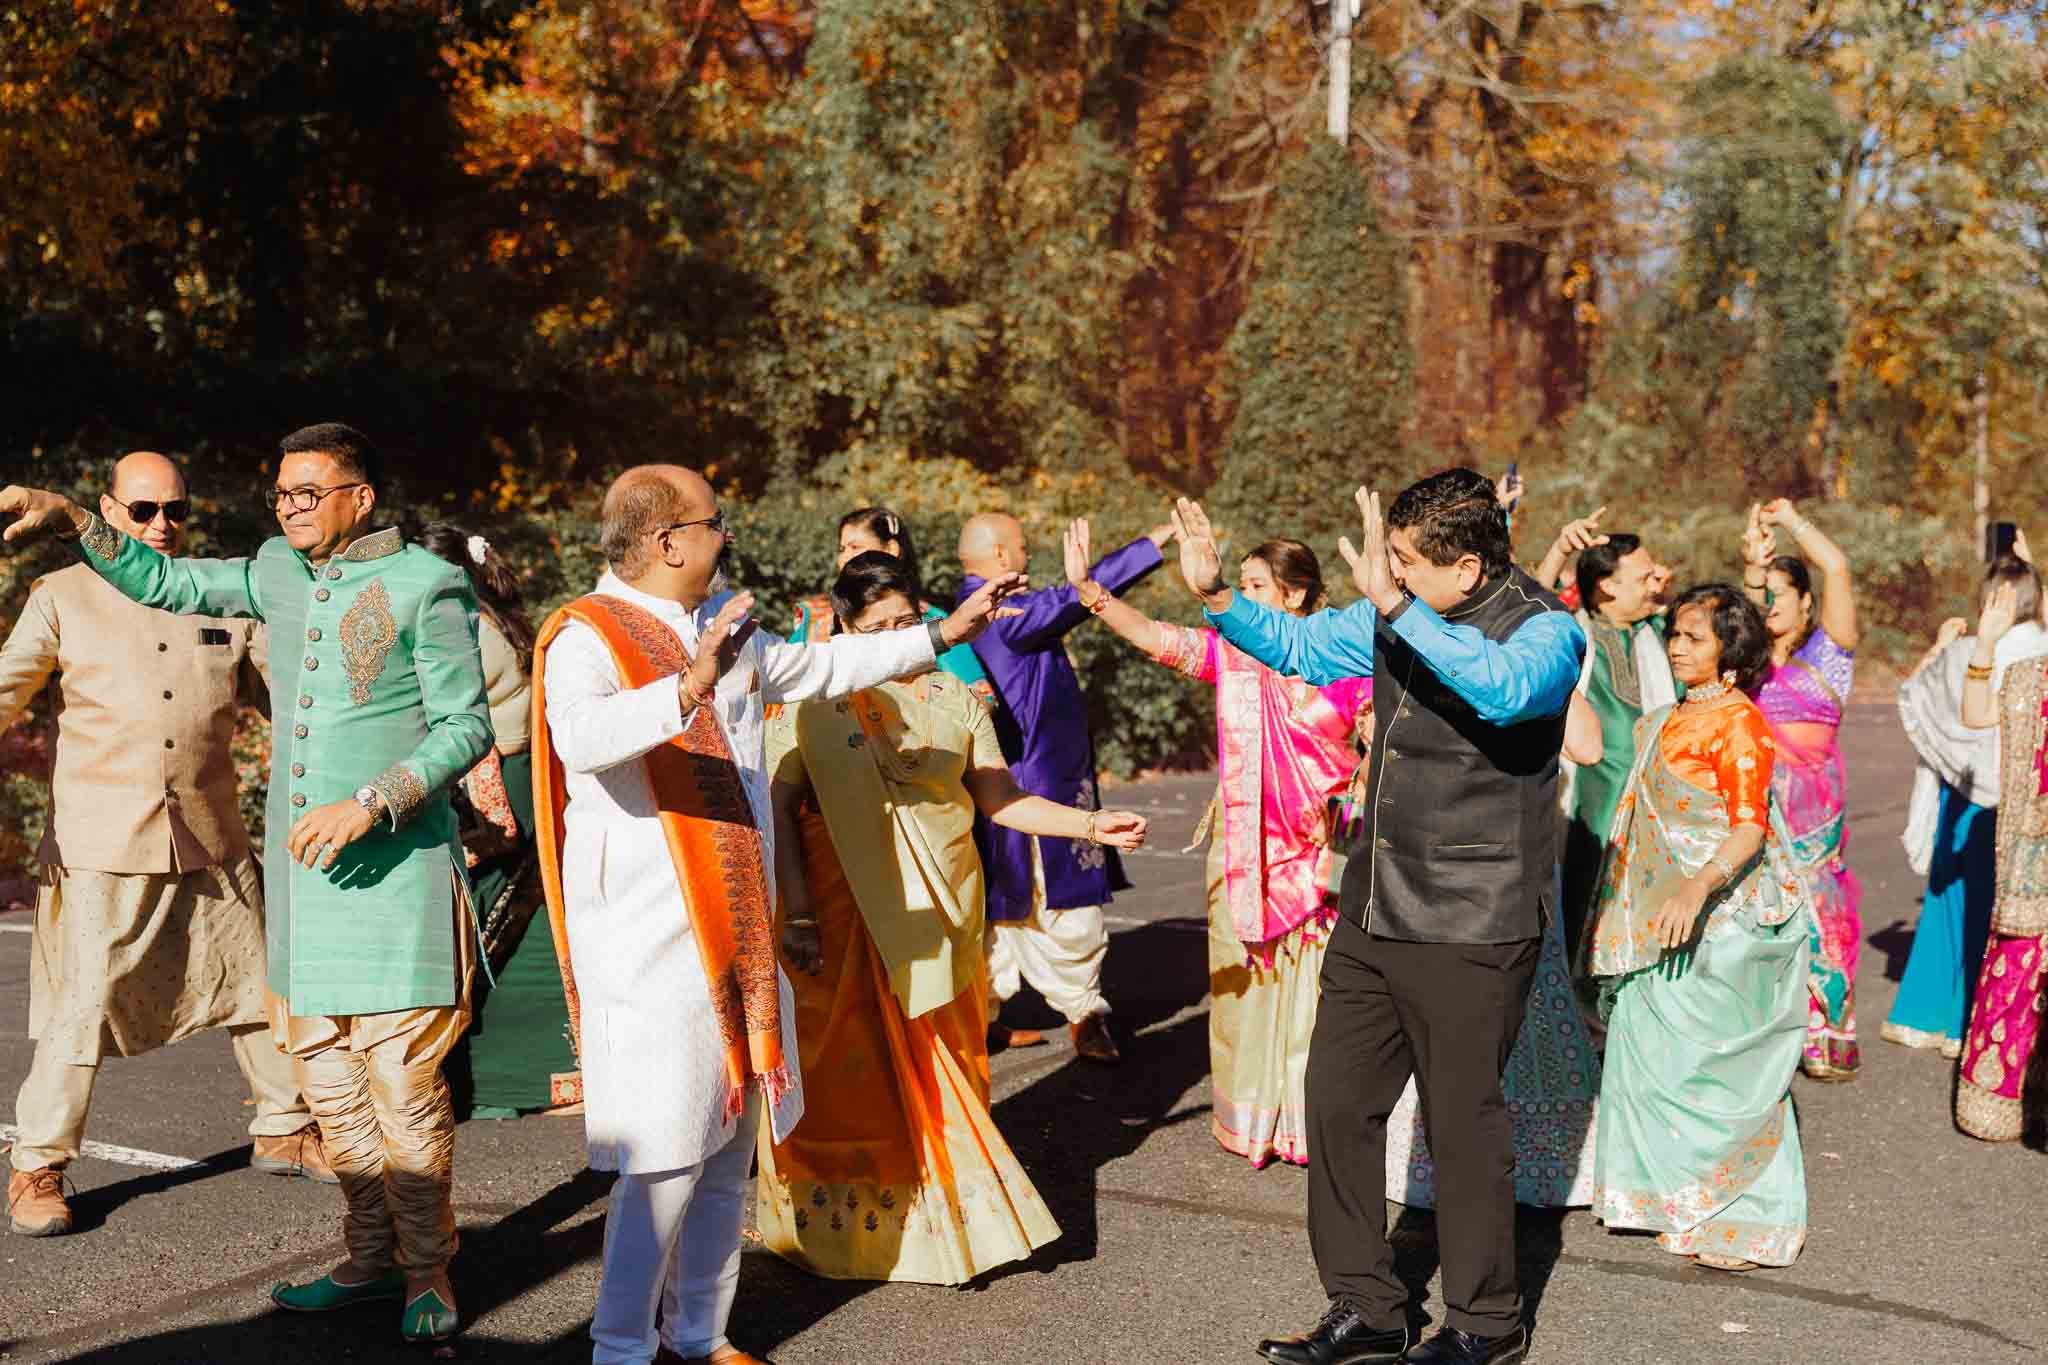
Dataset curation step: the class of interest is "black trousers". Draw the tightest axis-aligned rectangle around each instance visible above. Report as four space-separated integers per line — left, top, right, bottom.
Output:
1306 915 1540 1336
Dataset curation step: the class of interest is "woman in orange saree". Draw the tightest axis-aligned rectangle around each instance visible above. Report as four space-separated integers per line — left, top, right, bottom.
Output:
757 553 1149 1283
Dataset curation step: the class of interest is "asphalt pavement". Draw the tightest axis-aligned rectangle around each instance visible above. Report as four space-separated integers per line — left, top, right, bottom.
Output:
0 704 2041 1363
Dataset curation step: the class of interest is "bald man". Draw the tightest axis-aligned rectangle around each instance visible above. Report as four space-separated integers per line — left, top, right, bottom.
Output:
958 512 1173 1062
531 465 1023 1365
0 453 323 1239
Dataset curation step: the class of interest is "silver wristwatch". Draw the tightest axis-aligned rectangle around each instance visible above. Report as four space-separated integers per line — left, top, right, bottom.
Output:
353 785 386 824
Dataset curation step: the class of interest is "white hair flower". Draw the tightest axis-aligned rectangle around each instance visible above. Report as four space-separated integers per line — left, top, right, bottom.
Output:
467 534 491 566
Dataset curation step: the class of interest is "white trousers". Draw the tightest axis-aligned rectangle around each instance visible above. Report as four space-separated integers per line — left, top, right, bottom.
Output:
986 840 1110 1024
591 1098 760 1364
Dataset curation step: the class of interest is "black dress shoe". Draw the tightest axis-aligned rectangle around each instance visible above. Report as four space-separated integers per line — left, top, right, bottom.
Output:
1401 1325 1529 1365
1257 1301 1411 1365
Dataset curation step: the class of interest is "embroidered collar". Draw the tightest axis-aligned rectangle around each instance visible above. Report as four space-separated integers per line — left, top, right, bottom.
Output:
334 527 403 563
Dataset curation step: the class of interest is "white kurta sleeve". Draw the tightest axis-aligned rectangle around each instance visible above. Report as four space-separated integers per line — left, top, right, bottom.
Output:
756 625 938 705
542 620 692 774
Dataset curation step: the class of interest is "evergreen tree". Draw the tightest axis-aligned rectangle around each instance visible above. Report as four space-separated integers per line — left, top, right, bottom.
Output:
1207 139 1412 559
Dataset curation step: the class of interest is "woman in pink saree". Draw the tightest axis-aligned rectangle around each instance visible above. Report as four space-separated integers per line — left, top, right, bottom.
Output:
1063 521 1369 1166
1742 499 1863 1080
1955 579 2048 1141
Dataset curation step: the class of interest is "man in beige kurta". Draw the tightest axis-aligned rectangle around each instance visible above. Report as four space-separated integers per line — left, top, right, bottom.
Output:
0 452 325 1238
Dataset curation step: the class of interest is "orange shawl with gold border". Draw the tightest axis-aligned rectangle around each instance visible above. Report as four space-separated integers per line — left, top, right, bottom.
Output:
530 594 789 1119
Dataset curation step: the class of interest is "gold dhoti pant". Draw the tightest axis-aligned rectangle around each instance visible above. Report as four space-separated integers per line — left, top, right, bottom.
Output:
264 884 475 1277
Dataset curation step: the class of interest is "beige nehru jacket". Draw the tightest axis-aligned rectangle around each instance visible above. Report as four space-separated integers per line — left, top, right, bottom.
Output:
0 565 269 875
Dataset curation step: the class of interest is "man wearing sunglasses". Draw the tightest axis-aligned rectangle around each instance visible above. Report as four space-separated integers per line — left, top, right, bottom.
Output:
0 451 327 1242
1 425 493 1345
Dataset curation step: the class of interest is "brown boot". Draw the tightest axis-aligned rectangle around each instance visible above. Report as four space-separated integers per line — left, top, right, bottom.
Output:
8 1166 73 1237
252 1124 340 1184
1070 1011 1120 1063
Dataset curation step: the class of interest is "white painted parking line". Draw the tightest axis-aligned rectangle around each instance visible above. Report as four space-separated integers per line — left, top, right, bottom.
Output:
0 1123 199 1172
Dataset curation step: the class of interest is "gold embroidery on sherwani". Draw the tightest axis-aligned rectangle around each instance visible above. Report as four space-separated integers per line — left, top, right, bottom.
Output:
340 579 397 704
371 763 429 828
77 513 122 563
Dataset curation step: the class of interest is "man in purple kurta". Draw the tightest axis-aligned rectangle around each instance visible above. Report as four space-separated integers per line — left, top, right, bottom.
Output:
957 513 1172 1062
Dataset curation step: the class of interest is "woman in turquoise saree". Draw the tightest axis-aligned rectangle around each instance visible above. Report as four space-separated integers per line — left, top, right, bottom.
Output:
1587 585 1816 1271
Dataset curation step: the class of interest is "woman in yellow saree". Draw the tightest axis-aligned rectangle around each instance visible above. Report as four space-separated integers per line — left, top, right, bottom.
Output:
758 552 1150 1284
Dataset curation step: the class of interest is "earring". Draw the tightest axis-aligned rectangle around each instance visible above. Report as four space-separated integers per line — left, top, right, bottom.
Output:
1721 669 1736 687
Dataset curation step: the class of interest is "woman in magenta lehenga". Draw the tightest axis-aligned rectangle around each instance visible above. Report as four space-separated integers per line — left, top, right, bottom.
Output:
1743 499 1863 1081
1954 580 2048 1141
1061 520 1370 1167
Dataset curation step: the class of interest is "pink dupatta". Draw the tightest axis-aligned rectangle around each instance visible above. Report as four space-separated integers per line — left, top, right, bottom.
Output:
1156 623 1372 960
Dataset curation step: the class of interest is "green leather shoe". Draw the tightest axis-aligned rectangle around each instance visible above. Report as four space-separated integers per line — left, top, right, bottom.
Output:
270 1269 406 1312
401 1287 460 1343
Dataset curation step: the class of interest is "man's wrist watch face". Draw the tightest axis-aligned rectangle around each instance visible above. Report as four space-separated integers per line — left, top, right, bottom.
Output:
353 786 381 815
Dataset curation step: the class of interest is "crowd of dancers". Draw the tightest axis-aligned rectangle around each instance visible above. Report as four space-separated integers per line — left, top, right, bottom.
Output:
0 431 2041 1365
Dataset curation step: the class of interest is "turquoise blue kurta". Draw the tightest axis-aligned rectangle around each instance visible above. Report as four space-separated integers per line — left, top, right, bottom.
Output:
73 517 492 1016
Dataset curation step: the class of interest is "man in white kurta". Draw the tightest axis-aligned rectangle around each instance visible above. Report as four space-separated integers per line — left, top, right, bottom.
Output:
535 465 1020 1365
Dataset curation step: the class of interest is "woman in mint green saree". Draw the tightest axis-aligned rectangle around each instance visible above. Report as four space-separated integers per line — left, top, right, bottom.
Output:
1586 585 1816 1272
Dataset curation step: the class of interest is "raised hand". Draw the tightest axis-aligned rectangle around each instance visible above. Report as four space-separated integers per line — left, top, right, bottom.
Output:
1979 580 2021 647
1091 809 1148 851
1495 468 1525 511
681 591 758 706
1336 487 1400 613
1742 503 1776 569
941 571 1028 646
1759 497 1799 529
1553 506 1609 558
1935 616 1970 652
1171 498 1228 606
1063 519 1093 589
0 486 86 545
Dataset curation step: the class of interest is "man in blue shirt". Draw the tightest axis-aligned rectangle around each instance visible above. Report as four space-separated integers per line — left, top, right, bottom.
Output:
1173 469 1583 1365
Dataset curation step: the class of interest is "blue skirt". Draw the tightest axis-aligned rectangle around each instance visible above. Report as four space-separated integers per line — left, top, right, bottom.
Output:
1883 781 1995 1052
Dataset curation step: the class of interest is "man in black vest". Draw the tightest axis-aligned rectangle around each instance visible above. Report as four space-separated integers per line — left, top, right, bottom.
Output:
1172 470 1584 1365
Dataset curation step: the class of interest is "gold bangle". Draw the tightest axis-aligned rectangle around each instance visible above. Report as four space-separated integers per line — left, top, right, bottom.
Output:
1085 810 1100 844
1966 662 1994 682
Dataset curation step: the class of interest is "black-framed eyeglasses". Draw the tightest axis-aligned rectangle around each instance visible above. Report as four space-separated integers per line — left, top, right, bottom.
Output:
109 496 190 525
656 510 726 537
267 483 366 513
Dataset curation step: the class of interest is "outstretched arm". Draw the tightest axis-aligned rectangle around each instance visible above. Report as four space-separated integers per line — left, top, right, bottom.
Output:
1064 518 1170 659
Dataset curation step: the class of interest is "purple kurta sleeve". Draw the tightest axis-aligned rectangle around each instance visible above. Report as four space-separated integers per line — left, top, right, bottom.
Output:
961 537 1164 920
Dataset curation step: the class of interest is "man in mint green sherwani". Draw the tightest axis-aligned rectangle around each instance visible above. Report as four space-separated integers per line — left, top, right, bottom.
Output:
1 424 490 1345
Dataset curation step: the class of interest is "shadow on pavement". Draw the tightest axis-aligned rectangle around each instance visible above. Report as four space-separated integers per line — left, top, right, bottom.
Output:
1386 1203 1571 1339
1867 917 1914 984
65 1144 254 1235
733 917 1218 1354
41 1170 616 1365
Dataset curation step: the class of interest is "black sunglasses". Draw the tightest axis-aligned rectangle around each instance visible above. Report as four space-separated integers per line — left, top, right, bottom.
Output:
110 496 190 525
